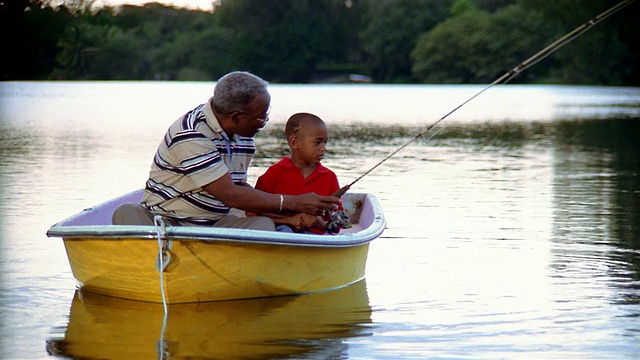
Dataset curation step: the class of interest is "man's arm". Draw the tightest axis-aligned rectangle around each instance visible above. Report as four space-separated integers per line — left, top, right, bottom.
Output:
203 173 339 215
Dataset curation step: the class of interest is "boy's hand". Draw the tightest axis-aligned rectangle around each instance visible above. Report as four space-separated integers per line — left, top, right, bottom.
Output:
279 213 317 232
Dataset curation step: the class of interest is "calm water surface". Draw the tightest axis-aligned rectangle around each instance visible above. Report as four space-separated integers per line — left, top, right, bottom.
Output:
1 82 639 359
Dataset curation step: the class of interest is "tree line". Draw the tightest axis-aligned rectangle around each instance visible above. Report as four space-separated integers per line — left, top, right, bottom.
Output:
2 0 638 84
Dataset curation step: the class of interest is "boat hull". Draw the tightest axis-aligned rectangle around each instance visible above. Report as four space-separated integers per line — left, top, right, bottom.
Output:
49 189 385 303
64 237 369 303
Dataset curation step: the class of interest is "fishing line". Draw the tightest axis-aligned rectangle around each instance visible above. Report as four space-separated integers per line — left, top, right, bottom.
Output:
333 0 636 197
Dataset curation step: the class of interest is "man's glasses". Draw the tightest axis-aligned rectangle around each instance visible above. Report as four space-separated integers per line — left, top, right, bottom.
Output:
239 107 270 124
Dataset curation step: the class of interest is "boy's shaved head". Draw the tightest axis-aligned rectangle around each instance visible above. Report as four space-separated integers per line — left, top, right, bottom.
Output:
285 112 325 139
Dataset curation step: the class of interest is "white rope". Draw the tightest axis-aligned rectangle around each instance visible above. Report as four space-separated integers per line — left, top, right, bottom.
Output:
153 215 170 358
153 215 168 314
157 312 169 359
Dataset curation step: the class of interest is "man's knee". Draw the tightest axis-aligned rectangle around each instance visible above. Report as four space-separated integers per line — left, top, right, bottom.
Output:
250 216 276 231
112 203 155 225
214 215 275 231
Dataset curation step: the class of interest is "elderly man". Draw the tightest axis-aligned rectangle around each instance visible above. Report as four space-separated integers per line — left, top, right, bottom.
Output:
140 71 339 230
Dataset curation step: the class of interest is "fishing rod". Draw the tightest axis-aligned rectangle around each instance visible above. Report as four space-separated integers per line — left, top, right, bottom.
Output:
332 0 636 198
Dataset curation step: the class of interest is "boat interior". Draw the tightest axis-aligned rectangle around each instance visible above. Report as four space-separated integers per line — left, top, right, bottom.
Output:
59 189 375 236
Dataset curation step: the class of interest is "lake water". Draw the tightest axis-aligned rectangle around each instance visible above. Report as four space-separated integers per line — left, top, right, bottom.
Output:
1 82 639 359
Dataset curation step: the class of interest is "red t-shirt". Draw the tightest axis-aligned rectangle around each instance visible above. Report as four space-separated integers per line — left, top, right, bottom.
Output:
255 156 341 234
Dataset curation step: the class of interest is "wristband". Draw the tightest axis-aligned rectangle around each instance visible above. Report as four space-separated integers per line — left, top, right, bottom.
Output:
278 194 284 213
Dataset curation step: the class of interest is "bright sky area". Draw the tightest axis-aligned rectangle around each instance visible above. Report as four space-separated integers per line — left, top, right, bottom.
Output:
95 0 217 11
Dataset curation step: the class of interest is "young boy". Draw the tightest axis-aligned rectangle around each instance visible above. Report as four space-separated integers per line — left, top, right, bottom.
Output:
254 112 342 234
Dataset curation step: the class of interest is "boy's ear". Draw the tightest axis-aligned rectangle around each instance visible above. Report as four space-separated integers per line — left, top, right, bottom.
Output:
289 135 299 149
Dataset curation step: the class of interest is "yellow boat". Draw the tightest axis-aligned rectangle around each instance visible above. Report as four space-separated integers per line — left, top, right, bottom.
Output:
46 279 371 359
46 189 385 303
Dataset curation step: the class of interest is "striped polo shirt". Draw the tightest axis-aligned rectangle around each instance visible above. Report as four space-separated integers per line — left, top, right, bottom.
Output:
141 97 255 225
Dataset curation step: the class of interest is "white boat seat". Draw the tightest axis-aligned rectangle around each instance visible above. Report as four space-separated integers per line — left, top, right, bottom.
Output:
112 203 155 225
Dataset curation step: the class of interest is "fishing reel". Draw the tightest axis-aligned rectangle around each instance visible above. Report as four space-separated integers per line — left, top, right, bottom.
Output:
325 209 351 234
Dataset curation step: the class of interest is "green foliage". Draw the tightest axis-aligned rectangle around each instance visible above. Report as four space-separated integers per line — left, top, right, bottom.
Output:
411 0 638 84
516 0 640 85
3 0 639 84
412 9 489 83
55 22 145 79
214 0 354 82
359 0 453 82
450 0 478 16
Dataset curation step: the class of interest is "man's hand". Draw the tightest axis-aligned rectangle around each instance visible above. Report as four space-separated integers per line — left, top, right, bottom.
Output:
285 193 340 216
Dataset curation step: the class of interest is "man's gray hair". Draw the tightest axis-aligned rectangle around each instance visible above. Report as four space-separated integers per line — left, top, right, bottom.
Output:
212 71 269 115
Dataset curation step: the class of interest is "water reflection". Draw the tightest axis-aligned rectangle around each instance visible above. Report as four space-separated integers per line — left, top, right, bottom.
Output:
47 280 371 359
549 119 640 315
